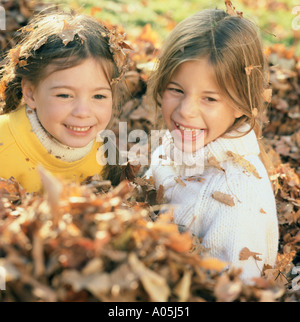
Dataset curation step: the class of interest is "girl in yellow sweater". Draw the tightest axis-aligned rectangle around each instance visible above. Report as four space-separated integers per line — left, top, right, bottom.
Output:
0 11 128 192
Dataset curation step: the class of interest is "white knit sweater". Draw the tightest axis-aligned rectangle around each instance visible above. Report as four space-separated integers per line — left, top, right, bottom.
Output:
145 125 279 281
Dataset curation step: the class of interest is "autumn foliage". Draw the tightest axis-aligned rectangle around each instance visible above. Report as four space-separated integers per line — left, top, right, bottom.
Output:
0 0 299 302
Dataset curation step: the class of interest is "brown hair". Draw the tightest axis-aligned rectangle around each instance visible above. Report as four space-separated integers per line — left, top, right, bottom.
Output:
0 11 127 115
148 9 273 173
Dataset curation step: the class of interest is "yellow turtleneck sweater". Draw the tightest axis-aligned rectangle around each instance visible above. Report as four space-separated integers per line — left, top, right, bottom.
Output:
0 106 104 193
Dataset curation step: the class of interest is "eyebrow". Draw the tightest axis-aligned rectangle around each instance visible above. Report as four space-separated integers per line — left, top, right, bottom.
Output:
50 85 112 91
203 90 220 95
169 81 220 95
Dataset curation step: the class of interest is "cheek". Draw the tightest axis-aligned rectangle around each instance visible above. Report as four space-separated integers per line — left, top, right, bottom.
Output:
96 103 113 125
161 95 177 119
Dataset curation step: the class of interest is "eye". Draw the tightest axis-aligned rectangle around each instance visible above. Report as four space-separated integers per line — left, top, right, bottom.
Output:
204 97 218 102
93 94 106 100
56 94 71 99
167 87 184 95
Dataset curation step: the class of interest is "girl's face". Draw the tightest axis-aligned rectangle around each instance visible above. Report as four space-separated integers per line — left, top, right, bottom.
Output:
22 58 113 148
161 58 243 153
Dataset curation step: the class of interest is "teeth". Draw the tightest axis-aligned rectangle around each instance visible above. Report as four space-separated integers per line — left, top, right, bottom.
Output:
175 122 202 135
66 125 91 132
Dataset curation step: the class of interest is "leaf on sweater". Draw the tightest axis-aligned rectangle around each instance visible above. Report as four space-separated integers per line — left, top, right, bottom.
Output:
212 191 235 207
260 208 267 214
185 176 205 183
226 151 262 179
208 156 224 172
156 184 165 204
239 247 262 261
159 154 168 160
174 177 186 187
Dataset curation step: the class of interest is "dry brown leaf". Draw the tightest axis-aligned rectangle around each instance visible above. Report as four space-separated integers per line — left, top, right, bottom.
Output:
156 184 165 204
9 46 21 66
128 252 170 302
174 269 192 301
185 176 205 183
226 151 261 179
199 257 228 272
174 177 186 187
225 0 236 15
58 20 81 46
214 273 242 302
208 156 225 172
239 247 262 261
245 65 254 76
212 191 235 207
262 88 272 103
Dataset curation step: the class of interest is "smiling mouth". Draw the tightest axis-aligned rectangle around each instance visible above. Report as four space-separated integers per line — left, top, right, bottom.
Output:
65 124 92 132
174 122 204 137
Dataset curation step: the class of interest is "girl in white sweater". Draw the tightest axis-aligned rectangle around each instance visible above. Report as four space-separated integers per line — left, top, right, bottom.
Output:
145 8 278 281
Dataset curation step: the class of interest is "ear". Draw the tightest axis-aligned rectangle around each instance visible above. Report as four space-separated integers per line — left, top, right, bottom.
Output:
233 109 244 119
21 79 37 110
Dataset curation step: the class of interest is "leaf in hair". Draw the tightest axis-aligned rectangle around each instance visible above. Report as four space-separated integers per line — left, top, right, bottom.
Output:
245 65 261 76
252 108 258 117
262 88 272 103
0 79 7 99
245 65 254 76
33 36 48 51
58 20 82 46
225 0 243 17
225 0 236 16
9 46 21 66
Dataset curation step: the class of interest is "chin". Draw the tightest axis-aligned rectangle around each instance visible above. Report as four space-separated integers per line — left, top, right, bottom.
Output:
174 140 203 154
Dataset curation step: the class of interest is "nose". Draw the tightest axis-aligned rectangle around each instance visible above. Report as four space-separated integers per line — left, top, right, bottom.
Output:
178 95 200 119
71 98 91 118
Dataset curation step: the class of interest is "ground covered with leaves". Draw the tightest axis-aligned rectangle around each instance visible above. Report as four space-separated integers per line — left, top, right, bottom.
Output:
0 0 299 302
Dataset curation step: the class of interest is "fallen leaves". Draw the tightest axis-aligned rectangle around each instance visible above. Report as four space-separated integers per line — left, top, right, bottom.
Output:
0 171 289 302
226 151 262 179
239 247 262 261
212 191 235 207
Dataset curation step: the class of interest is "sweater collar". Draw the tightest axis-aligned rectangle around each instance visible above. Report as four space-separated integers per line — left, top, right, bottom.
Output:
25 106 94 162
162 124 260 176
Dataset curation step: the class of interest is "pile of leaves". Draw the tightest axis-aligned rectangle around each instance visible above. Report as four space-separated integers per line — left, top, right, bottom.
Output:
0 170 289 302
0 0 299 302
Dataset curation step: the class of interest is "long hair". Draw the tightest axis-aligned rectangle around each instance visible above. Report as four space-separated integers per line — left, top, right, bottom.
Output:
148 9 273 174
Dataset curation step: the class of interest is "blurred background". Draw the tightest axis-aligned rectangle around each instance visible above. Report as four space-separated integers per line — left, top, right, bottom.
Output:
0 0 299 53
